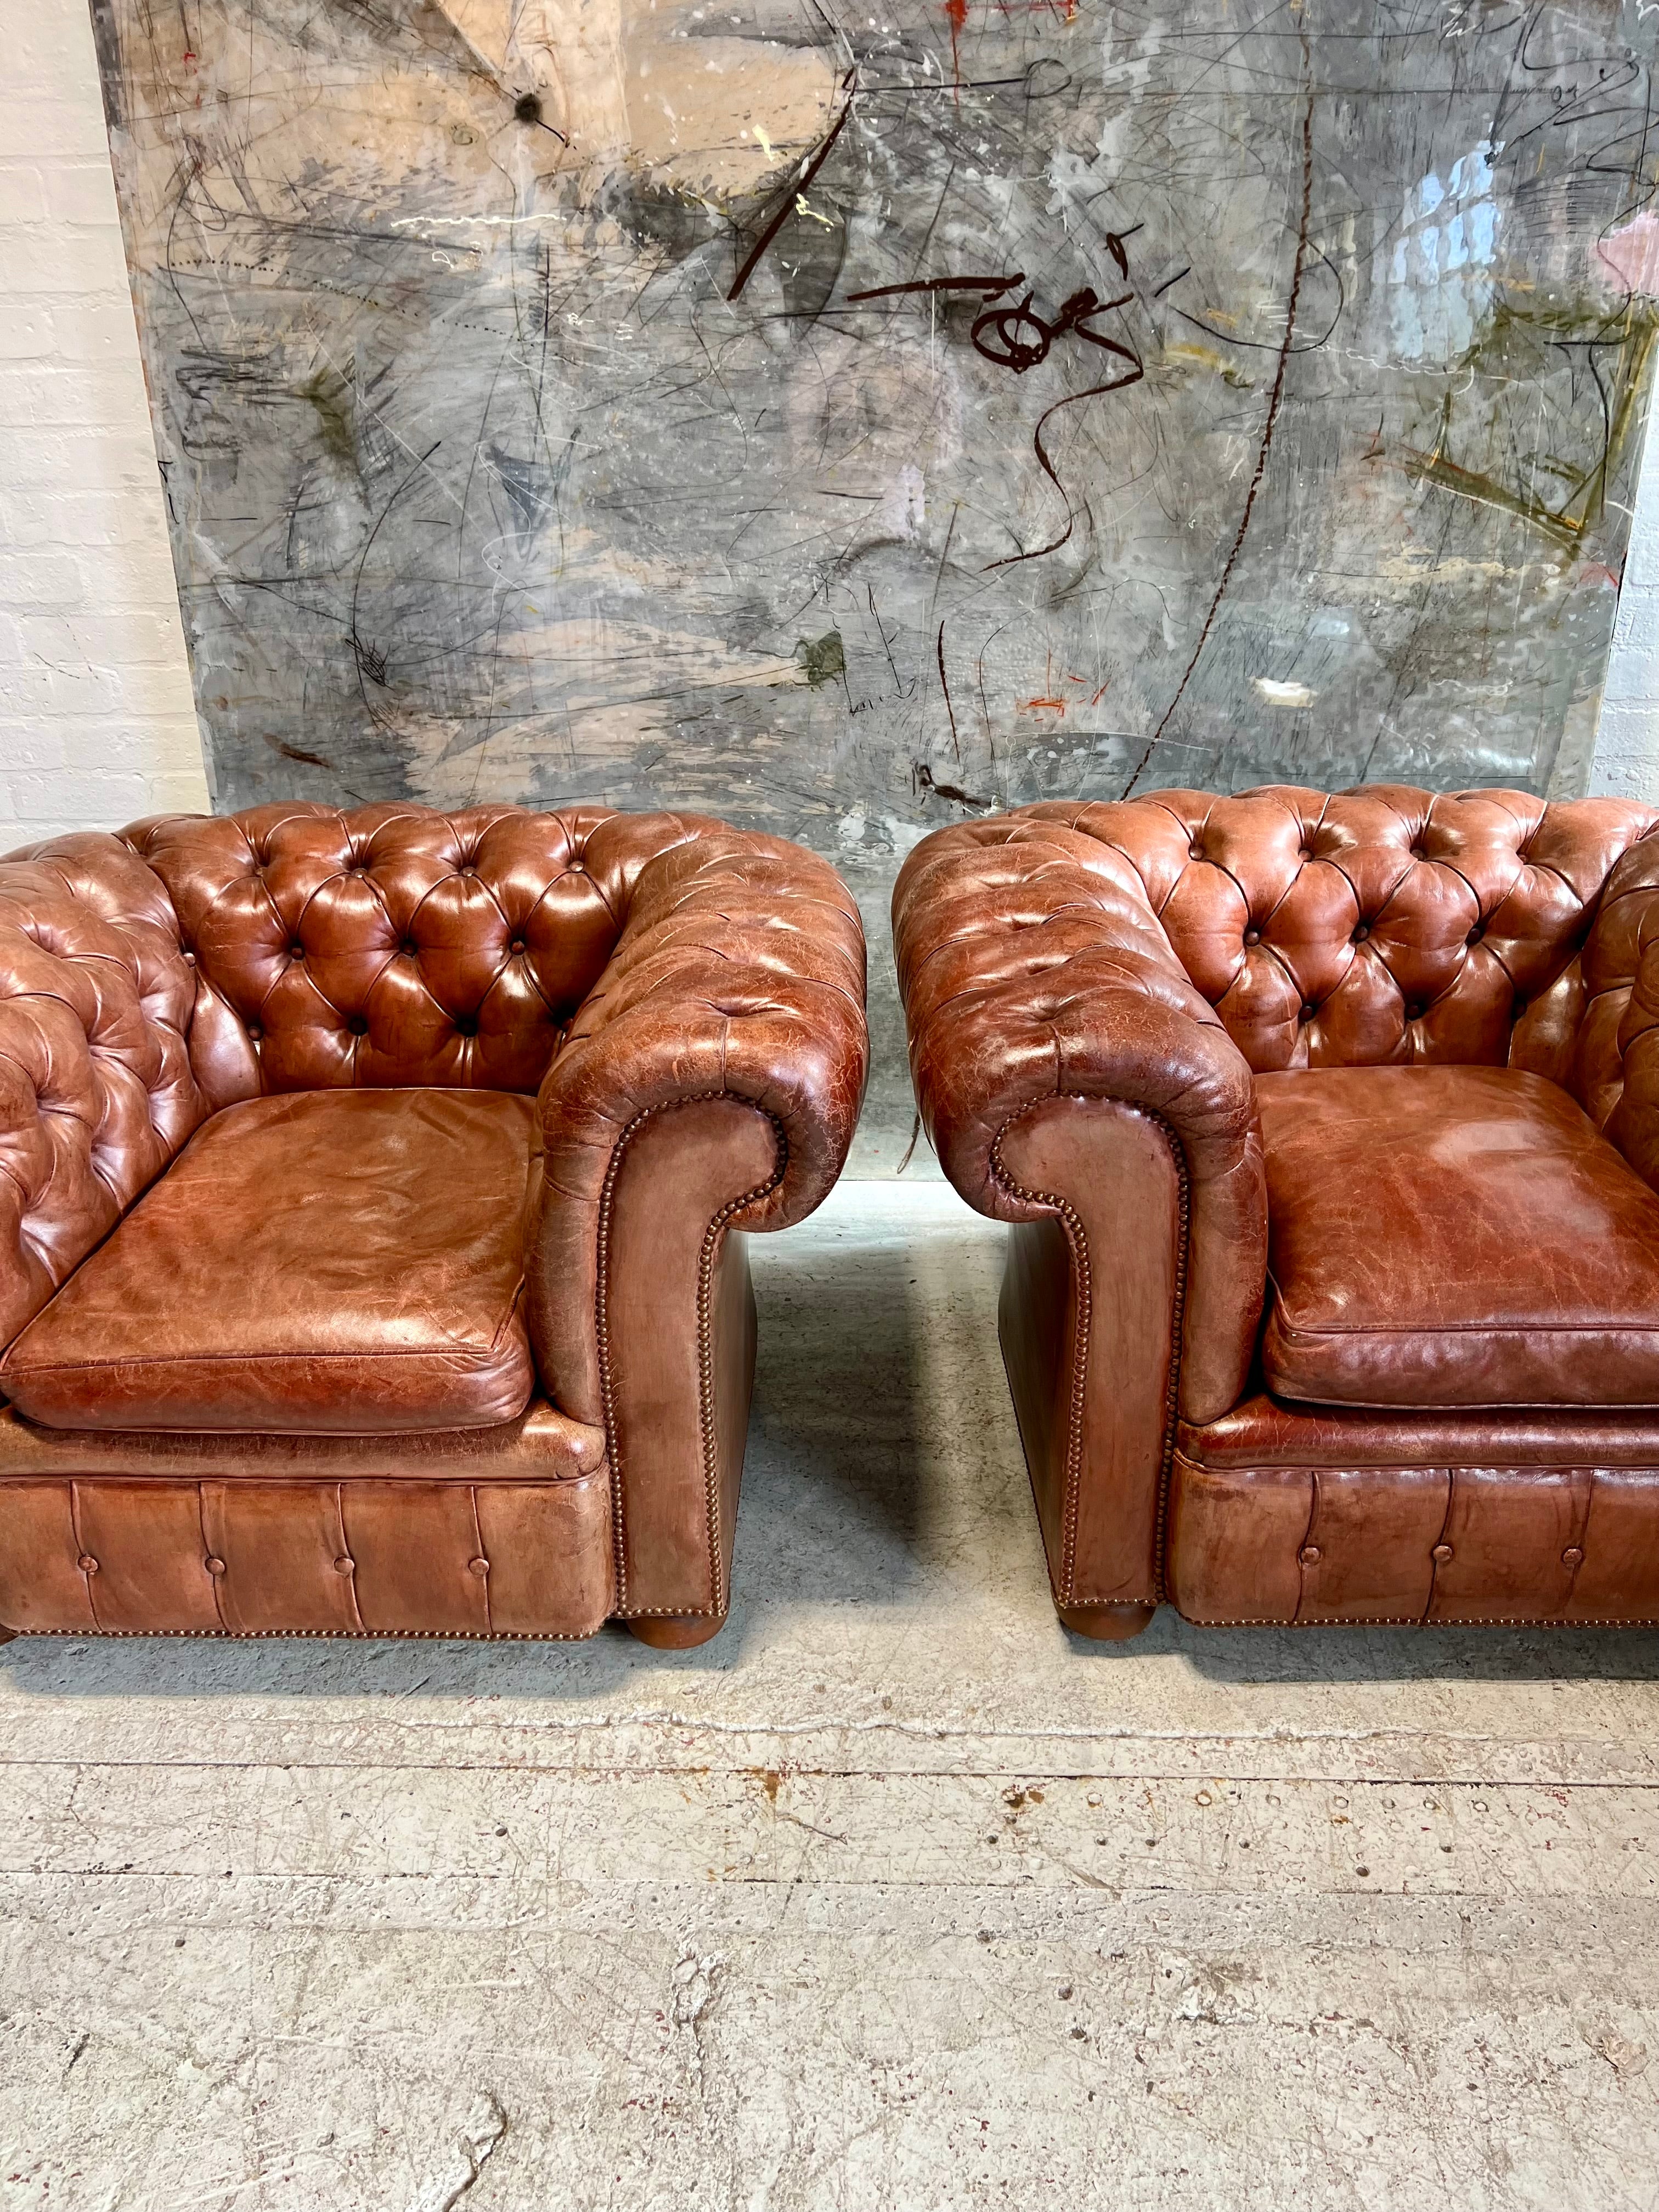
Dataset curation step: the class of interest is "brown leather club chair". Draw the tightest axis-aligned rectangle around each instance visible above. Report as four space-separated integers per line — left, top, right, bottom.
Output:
894 783 1659 1639
0 802 866 1646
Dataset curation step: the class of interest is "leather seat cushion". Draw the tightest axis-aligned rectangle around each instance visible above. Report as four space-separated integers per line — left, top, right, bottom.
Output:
1 1090 538 1434
1257 1065 1659 1409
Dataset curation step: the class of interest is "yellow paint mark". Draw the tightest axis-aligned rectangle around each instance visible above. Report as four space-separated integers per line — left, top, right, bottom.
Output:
1165 341 1231 374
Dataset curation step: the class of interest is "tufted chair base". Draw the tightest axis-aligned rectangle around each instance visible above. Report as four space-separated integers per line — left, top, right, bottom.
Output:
0 1464 617 1639
1167 1401 1659 1627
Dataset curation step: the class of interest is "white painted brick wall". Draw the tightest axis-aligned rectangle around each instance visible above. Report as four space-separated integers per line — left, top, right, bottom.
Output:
0 0 208 850
1 0 1656 834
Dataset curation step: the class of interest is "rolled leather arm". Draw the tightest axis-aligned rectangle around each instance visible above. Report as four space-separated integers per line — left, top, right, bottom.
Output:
0 837 208 1355
524 826 867 1620
1576 830 1659 1189
893 814 1267 1426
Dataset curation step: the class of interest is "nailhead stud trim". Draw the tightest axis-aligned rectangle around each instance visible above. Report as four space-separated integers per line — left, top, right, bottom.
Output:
594 1093 787 1622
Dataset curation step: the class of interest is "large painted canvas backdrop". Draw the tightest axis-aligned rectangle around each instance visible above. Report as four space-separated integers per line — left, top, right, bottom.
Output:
92 0 1659 1126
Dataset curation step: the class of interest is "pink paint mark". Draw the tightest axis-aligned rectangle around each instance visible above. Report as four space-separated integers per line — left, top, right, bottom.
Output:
1598 210 1659 296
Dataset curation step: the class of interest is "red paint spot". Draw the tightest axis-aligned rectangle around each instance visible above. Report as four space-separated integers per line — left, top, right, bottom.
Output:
944 0 968 87
1582 561 1623 590
1021 696 1068 714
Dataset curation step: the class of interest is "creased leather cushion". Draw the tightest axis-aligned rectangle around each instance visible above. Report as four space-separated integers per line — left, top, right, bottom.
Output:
1258 1065 1659 1408
1 1089 537 1434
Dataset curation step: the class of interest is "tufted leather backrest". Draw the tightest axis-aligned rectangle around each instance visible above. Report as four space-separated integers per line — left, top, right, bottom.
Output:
122 802 719 1096
967 786 1657 1073
0 834 213 1348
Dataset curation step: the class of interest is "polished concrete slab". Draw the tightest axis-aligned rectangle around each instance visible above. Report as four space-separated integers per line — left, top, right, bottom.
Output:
3 1181 1658 2209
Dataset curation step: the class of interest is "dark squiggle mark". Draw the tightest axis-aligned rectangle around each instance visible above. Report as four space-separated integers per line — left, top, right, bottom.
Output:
983 351 1144 572
1163 230 1341 356
848 272 1023 301
349 438 442 730
972 285 1135 373
915 762 991 809
937 620 961 758
728 72 856 302
1122 50 1314 797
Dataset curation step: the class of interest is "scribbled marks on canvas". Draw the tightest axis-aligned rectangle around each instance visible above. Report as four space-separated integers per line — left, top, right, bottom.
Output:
91 0 1659 1122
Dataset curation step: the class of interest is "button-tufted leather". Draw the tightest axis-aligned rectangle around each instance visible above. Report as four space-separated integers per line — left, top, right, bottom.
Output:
895 782 1659 1638
0 802 868 1643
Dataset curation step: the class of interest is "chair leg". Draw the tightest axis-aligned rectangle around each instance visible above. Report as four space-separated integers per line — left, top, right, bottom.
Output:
1056 1600 1156 1643
626 1613 727 1650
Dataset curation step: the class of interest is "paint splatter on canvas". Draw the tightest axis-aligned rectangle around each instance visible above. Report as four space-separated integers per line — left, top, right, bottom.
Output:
92 0 1659 1125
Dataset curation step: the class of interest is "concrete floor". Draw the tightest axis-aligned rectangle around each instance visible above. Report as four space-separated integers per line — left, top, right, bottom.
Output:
4 1184 1659 2210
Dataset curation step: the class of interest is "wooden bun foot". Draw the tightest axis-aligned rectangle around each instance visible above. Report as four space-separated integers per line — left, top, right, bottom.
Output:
1056 1600 1156 1643
626 1613 727 1650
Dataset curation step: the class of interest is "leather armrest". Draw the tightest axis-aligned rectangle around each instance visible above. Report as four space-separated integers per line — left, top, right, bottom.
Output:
0 836 207 1352
894 817 1267 1424
523 827 868 1620
1575 830 1659 1189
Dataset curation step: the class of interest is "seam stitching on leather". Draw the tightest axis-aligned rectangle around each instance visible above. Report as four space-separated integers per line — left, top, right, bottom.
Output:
595 1093 787 1622
67 1480 99 1631
1422 1467 1457 1624
1293 1470 1320 1627
8 1626 603 1641
1178 1615 1659 1628
337 1481 365 1632
195 1482 227 1632
468 1483 493 1634
988 1096 1189 1610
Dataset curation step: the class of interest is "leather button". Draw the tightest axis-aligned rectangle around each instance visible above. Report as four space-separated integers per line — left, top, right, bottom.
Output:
246 1022 263 1041
1351 922 1370 943
289 943 304 960
568 858 586 874
347 1015 368 1036
77 1553 99 1574
1466 924 1484 945
1562 1545 1584 1567
1405 1002 1425 1021
1189 844 1204 862
205 1556 226 1576
1243 928 1261 947
402 940 419 957
468 1556 490 1578
182 949 196 964
1299 1544 1321 1566
334 1555 355 1576
454 1016 478 1037
1300 1003 1316 1023
1431 1542 1454 1563
510 939 527 955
